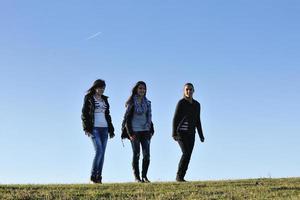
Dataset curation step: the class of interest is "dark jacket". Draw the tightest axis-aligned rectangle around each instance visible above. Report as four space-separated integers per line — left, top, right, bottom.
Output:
121 103 154 139
81 94 114 135
172 98 204 140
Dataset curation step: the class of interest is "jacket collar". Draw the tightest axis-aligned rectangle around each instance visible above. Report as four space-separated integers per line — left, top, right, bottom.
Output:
86 93 109 100
101 95 109 100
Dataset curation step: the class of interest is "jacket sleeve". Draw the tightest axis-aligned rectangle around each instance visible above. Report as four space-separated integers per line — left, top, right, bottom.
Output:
172 100 182 137
122 104 134 138
105 100 115 134
150 122 154 135
81 95 92 133
196 103 204 139
147 101 154 135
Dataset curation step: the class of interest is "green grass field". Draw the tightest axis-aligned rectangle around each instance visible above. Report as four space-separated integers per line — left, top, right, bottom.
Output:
1 177 299 200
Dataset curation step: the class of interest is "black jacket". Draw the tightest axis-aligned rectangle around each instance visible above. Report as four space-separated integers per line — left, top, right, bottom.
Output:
81 94 114 135
172 98 204 139
121 104 154 139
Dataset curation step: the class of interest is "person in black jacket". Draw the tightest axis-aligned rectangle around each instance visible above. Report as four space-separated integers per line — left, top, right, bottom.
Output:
121 81 154 183
81 79 115 184
172 83 205 182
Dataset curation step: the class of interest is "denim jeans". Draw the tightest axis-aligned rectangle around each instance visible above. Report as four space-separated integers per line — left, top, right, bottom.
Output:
91 127 108 177
130 132 151 178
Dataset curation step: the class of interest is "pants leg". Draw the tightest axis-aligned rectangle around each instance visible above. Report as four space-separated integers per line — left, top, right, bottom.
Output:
130 134 141 179
91 127 108 178
177 133 195 179
140 134 151 178
98 127 108 176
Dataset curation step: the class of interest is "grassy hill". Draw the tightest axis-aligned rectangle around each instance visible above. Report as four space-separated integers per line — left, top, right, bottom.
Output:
0 177 299 199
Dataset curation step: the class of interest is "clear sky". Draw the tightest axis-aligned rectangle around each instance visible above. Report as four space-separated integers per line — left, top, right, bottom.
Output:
0 0 299 184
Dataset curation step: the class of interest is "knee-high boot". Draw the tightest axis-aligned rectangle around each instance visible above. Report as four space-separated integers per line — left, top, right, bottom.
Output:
142 159 150 178
132 160 141 182
142 159 150 182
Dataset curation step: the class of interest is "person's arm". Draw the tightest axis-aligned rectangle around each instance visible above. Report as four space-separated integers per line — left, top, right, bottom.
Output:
196 103 205 142
81 95 92 134
147 101 154 136
172 100 183 140
150 122 154 136
105 99 115 138
123 104 134 139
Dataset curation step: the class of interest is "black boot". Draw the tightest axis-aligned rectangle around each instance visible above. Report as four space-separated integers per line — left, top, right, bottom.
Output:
90 174 98 184
134 173 142 183
90 172 102 184
176 175 186 182
142 159 150 183
176 170 187 182
133 161 142 182
90 174 101 184
96 174 102 184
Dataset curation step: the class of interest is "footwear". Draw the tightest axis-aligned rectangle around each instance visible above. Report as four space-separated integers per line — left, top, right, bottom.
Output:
135 177 143 183
142 177 151 183
133 161 142 183
176 176 187 182
141 159 150 182
90 179 98 184
90 175 102 184
134 173 142 183
96 175 102 184
90 175 99 184
176 169 187 182
176 178 187 182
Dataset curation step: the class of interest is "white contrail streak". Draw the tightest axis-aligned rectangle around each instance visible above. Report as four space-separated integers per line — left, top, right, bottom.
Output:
85 31 102 40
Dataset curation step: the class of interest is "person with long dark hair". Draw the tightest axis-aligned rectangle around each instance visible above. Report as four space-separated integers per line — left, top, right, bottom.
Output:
172 83 205 182
81 79 115 184
121 81 154 183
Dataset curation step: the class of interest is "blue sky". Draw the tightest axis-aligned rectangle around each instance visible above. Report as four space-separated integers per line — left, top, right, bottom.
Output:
0 0 299 184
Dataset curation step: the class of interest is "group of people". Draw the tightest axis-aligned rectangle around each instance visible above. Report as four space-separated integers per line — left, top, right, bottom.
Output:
81 79 205 184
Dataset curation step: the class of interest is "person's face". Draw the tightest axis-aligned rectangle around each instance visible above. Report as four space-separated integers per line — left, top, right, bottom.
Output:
137 84 146 97
184 85 194 98
95 86 105 96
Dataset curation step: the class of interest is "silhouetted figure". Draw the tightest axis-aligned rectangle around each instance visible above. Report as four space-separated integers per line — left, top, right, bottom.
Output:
172 83 205 182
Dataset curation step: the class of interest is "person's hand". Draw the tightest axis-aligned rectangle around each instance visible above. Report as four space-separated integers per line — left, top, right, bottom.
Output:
173 135 179 141
109 132 115 139
129 134 137 141
145 123 151 130
85 132 92 137
200 137 205 143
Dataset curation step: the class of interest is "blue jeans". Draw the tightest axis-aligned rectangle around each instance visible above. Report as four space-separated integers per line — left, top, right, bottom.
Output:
130 132 151 178
91 127 108 177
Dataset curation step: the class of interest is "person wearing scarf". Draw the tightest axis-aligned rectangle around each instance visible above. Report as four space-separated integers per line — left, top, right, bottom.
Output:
121 81 154 183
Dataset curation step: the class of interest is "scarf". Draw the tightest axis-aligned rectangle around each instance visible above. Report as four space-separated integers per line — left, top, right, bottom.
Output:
133 95 152 129
133 95 148 114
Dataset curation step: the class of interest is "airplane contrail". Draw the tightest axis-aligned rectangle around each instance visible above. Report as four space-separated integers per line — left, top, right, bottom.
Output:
85 31 102 40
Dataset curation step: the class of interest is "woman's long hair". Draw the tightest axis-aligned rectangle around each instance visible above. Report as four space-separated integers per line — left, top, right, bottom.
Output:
126 81 147 107
86 79 106 96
